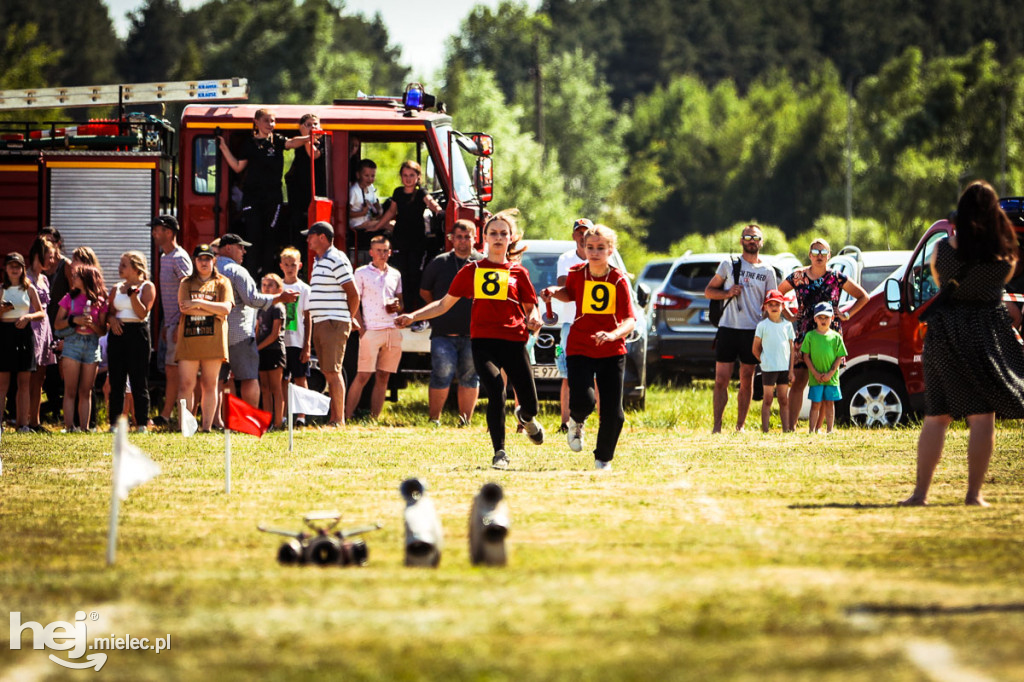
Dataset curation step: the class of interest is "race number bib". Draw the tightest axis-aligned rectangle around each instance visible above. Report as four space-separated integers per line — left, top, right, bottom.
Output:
582 281 615 315
474 268 509 300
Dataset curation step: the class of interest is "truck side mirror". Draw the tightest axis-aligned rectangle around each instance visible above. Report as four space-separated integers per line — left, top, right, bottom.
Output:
884 278 901 311
475 157 493 203
636 282 651 308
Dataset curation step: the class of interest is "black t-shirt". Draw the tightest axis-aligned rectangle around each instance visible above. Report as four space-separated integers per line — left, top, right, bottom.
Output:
390 187 429 251
285 140 326 209
420 250 481 337
237 134 286 201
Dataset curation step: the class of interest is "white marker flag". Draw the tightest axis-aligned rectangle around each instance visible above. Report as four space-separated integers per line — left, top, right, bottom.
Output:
115 434 161 502
288 383 331 416
179 399 199 438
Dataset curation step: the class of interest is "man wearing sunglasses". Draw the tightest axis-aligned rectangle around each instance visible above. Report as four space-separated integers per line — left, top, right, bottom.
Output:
705 224 778 433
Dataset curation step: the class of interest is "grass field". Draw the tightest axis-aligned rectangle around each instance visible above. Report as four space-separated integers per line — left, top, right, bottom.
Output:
3 381 1024 681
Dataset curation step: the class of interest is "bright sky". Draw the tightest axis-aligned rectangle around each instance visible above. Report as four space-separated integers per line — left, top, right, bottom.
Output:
103 0 534 81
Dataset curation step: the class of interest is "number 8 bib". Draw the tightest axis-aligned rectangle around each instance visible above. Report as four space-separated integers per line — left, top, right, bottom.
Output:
474 268 510 300
582 281 615 314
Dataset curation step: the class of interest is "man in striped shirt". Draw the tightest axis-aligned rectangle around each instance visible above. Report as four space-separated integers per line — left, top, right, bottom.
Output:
303 221 360 425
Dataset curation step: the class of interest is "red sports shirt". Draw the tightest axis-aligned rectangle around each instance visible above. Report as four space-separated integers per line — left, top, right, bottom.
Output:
563 263 635 358
447 259 537 342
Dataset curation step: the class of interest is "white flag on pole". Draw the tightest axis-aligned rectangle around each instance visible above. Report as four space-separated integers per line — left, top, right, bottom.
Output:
289 383 331 416
180 399 199 437
115 436 160 501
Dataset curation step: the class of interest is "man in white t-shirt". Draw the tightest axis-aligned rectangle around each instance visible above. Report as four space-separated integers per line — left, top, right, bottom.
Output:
555 218 593 431
704 224 778 433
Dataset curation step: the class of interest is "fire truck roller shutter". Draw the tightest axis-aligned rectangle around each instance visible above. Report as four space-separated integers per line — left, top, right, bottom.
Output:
49 166 155 280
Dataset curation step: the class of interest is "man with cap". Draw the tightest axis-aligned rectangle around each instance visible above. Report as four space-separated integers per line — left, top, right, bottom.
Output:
216 232 299 410
553 218 594 432
303 221 360 425
150 214 192 427
704 223 778 433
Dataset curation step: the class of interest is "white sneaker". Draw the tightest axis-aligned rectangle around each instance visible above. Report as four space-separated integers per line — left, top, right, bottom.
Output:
567 417 584 452
491 450 510 470
429 419 441 428
595 459 612 471
514 406 544 445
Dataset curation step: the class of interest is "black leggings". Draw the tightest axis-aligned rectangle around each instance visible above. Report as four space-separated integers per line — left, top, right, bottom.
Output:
108 322 151 427
567 354 625 462
471 338 538 452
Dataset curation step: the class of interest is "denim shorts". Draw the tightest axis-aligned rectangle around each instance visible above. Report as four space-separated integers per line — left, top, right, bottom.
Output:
62 332 101 364
429 336 479 389
808 384 842 402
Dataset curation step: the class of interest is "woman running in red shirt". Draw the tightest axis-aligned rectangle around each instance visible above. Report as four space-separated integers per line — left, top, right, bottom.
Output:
397 209 544 469
541 224 635 470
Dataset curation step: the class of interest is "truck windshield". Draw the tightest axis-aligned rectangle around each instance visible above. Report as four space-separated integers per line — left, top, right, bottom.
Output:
429 124 475 202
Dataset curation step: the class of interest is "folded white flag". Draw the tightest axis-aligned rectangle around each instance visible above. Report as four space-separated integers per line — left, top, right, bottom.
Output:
180 402 199 438
115 439 160 501
289 383 331 416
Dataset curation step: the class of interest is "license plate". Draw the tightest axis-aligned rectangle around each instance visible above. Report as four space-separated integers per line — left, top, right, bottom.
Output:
699 310 711 323
532 365 560 379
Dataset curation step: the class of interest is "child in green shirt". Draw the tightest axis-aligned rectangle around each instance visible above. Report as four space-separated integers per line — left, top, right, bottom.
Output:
800 302 847 433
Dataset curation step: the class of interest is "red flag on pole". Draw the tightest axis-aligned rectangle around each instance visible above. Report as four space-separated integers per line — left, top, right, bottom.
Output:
225 393 272 438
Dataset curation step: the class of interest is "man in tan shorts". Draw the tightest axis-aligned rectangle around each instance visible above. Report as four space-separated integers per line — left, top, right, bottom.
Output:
346 235 404 420
303 221 360 426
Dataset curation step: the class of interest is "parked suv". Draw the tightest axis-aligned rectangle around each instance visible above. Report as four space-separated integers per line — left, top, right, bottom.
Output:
646 253 797 381
518 240 650 408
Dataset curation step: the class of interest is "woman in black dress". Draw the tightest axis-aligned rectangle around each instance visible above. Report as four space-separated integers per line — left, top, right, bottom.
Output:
900 181 1024 507
374 160 442 311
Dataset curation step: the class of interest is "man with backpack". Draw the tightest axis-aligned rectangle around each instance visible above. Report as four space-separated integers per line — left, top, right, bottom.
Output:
704 224 778 433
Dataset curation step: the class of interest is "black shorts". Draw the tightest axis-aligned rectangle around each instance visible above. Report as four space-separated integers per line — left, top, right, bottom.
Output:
284 346 310 381
714 327 758 365
761 370 790 387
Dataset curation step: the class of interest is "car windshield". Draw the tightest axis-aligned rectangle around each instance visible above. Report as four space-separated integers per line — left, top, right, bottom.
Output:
519 252 562 292
642 262 672 282
861 265 903 294
428 123 475 202
668 262 719 291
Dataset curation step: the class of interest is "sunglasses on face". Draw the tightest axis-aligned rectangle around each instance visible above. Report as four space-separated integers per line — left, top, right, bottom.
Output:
742 235 762 242
809 248 829 256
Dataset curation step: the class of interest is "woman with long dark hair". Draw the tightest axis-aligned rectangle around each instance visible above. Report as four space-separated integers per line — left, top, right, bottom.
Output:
900 181 1024 506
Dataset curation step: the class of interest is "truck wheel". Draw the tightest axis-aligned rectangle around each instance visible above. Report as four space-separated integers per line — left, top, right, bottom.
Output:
839 370 909 427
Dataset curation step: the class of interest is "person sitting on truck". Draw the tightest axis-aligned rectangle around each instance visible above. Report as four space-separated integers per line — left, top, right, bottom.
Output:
900 181 1024 507
370 160 442 312
284 113 327 253
348 159 384 266
217 108 312 277
776 238 869 429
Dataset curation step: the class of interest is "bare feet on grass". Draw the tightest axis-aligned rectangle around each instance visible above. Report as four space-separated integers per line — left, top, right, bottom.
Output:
965 495 990 507
898 495 928 507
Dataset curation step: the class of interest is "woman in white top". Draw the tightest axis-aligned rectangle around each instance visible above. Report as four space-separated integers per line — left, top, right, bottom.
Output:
105 251 156 432
1 252 45 432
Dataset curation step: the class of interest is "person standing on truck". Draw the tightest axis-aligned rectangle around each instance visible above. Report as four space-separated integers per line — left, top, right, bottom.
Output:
777 238 869 428
397 208 545 470
900 181 1024 507
419 219 482 427
303 221 360 426
284 113 327 253
372 160 442 312
704 224 778 433
217 109 312 277
151 215 192 428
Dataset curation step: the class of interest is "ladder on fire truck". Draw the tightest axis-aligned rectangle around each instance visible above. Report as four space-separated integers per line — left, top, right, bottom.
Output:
0 77 249 110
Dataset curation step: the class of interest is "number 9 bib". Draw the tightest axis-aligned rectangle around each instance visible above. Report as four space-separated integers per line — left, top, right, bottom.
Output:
582 281 615 314
474 268 510 300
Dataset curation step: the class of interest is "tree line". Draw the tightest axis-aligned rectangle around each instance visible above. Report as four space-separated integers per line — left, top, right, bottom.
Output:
3 0 1023 268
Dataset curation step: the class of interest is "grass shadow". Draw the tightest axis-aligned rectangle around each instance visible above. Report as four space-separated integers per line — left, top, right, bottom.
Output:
848 602 1024 616
787 502 960 509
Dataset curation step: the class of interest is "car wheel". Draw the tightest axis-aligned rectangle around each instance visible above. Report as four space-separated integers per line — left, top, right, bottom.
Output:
838 369 909 427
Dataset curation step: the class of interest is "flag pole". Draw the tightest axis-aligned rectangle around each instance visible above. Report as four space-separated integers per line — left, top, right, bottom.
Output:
223 391 231 494
288 384 295 453
106 416 128 566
